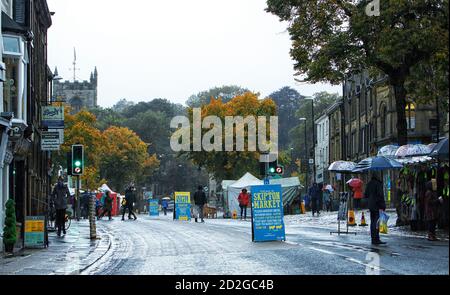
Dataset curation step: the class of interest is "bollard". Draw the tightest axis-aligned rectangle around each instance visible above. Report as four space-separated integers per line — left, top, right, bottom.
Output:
89 195 97 239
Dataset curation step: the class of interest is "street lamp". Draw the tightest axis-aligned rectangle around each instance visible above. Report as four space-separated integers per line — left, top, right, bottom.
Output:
303 97 316 183
299 118 308 190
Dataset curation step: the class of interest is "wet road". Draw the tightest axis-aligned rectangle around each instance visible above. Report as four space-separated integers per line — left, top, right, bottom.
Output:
82 214 449 275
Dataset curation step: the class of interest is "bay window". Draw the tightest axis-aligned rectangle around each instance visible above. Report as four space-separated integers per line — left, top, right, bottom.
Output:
2 35 28 122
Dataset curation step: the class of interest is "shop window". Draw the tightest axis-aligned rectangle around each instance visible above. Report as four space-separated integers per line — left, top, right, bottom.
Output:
406 102 416 130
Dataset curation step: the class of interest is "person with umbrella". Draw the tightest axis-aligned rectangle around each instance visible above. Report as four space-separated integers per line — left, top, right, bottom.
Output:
364 172 386 245
348 178 364 210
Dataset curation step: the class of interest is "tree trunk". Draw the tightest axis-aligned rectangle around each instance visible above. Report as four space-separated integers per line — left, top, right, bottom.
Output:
391 80 409 146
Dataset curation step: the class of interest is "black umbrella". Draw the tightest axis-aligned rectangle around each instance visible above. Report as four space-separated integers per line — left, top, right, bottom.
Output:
429 138 449 160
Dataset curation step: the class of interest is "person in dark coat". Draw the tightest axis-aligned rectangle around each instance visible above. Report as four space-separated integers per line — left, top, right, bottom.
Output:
52 177 71 236
424 180 443 241
193 186 207 223
364 173 386 245
99 191 113 220
308 183 321 216
122 186 137 221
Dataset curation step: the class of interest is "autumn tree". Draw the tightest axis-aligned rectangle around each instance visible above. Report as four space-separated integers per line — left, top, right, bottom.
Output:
52 108 105 190
266 0 449 145
186 85 250 108
181 92 277 181
100 126 159 192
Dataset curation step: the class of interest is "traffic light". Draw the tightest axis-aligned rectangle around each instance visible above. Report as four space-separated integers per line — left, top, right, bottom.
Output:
259 159 278 176
71 145 84 176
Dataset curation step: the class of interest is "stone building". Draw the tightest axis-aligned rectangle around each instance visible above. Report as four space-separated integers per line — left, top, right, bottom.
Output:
1 0 53 250
326 70 440 205
314 113 330 184
53 67 98 112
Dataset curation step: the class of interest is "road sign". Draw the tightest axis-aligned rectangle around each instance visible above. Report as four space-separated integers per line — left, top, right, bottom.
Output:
309 159 314 165
264 178 270 185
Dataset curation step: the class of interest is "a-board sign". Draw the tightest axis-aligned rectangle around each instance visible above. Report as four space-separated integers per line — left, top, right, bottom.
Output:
337 192 349 221
251 184 285 242
24 216 46 248
149 199 159 217
175 192 191 221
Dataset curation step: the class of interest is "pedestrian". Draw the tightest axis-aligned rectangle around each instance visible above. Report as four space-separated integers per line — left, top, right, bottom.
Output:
95 197 102 218
193 185 207 223
364 172 386 245
162 198 168 216
238 188 250 220
309 183 321 216
99 191 113 220
323 187 332 212
51 176 71 237
122 186 138 221
424 180 443 241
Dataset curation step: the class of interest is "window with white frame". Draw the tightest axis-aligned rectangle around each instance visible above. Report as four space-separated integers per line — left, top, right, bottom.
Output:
1 0 13 17
2 34 28 121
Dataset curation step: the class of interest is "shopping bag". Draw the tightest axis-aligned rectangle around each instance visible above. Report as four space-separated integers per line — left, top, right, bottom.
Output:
377 211 389 234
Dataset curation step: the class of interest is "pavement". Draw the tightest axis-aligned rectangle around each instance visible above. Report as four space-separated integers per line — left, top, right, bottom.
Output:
1 211 448 275
0 220 111 275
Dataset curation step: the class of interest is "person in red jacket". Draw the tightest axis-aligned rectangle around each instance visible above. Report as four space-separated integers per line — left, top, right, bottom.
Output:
238 188 250 220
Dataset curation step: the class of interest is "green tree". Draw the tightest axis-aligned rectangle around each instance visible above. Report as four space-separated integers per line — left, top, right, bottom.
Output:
268 86 304 150
266 0 449 145
289 92 339 161
100 126 159 192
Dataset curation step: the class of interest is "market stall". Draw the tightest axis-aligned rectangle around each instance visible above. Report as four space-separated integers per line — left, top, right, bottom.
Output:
97 184 120 216
221 173 302 218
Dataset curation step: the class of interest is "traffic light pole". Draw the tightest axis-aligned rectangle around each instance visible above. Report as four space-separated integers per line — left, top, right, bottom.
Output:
76 175 80 221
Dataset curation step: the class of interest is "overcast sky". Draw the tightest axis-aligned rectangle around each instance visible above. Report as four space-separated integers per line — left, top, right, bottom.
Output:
47 0 341 108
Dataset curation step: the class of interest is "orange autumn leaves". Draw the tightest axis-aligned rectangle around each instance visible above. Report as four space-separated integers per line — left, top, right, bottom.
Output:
185 92 277 180
62 108 159 191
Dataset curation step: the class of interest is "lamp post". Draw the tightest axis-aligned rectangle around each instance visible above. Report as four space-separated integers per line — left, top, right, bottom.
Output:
303 97 316 183
299 118 308 191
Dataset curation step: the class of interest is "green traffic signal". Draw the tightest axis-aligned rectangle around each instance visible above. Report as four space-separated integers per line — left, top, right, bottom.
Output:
71 145 84 175
269 167 276 173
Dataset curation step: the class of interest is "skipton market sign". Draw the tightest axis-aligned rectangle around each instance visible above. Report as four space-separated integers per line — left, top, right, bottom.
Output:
251 184 285 242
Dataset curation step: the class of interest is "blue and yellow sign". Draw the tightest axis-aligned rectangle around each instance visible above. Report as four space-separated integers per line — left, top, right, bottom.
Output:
24 216 46 248
251 185 285 242
175 192 191 221
149 199 159 217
